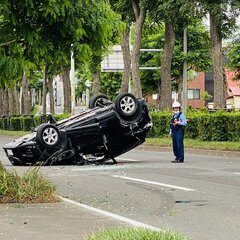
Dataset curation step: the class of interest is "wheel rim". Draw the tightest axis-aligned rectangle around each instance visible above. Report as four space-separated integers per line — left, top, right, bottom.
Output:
120 96 136 114
42 127 59 145
95 98 104 107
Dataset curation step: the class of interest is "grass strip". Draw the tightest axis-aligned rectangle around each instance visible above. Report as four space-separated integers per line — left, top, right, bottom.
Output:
0 130 29 137
146 137 240 151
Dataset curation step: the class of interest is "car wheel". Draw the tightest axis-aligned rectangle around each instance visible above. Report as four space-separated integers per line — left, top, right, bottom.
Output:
114 93 138 117
89 94 111 108
36 123 61 149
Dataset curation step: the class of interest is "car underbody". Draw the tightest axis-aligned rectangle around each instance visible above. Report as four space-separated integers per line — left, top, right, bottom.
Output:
3 93 152 166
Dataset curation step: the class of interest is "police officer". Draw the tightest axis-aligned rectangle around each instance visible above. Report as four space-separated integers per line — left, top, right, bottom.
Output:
170 101 187 163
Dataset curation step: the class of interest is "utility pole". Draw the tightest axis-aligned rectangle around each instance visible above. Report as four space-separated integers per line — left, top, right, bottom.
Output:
182 28 188 113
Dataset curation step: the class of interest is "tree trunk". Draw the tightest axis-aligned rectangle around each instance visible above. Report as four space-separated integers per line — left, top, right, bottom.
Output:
2 89 9 116
48 77 55 114
62 68 71 114
14 86 20 115
209 12 226 109
92 70 100 95
21 71 31 115
8 88 16 116
157 21 176 111
42 66 47 115
0 89 3 116
131 1 146 98
120 24 131 93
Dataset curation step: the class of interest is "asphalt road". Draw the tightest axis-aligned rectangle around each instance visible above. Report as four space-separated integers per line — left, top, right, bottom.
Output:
1 135 240 240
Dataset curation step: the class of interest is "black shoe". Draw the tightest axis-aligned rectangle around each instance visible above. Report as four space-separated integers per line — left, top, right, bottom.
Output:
171 159 180 163
178 159 184 163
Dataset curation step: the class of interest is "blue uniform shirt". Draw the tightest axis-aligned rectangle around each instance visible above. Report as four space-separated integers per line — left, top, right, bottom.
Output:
170 111 187 134
173 111 187 126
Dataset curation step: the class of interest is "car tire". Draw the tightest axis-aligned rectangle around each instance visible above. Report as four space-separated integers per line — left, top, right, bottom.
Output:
114 93 138 118
36 123 61 149
89 94 111 109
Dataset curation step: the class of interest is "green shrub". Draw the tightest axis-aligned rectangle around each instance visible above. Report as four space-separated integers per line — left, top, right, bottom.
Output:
2 110 240 142
2 117 9 130
53 113 71 121
86 227 190 240
197 113 213 141
227 114 240 141
10 117 22 131
22 116 34 131
149 111 171 137
33 115 42 127
0 165 59 203
184 113 199 139
149 110 240 142
210 114 228 141
0 114 69 131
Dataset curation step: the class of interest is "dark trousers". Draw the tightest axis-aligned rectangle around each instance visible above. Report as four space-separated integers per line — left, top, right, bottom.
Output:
172 129 184 161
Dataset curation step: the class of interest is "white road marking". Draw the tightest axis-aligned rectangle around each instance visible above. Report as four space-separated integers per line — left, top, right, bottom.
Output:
61 197 161 232
234 172 240 175
112 175 195 192
116 157 139 162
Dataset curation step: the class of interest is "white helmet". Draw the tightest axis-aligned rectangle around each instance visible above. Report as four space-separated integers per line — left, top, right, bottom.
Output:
172 101 181 108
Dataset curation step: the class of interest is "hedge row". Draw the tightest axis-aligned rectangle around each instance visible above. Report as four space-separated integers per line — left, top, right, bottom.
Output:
0 114 70 132
1 111 240 142
148 111 240 142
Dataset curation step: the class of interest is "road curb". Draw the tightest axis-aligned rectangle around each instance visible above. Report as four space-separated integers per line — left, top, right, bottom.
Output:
137 145 240 159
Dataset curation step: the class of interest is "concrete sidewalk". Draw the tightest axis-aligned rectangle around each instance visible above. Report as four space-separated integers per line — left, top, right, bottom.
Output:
0 200 126 240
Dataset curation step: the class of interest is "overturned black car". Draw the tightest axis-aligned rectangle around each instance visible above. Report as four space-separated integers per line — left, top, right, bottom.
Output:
3 93 152 166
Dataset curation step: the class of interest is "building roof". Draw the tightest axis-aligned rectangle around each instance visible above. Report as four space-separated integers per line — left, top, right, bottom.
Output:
228 87 240 96
226 71 240 97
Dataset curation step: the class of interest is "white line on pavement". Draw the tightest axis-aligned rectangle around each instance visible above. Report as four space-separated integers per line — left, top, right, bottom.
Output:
116 157 139 162
112 175 195 192
234 172 240 175
61 197 161 232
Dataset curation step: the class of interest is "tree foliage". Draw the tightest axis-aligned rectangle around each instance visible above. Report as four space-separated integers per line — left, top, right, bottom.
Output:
140 20 212 95
0 0 240 115
227 40 240 80
0 0 123 115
